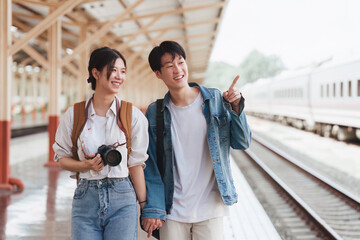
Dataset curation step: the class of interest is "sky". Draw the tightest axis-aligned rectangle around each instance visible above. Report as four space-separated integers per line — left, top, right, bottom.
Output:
210 0 360 69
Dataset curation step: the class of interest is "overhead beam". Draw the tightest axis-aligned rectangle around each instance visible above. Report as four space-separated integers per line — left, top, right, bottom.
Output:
129 31 216 49
12 17 75 54
64 62 79 77
23 45 48 69
117 0 153 42
13 11 82 27
61 0 145 67
89 1 225 26
126 29 167 64
115 15 161 50
10 0 83 55
12 0 59 7
12 34 48 69
112 18 220 39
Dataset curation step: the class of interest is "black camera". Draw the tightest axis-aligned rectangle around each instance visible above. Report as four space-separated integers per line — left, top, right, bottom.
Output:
96 145 122 166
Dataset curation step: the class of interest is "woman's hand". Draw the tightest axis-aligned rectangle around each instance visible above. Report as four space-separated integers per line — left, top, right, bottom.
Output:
83 153 104 172
141 218 163 238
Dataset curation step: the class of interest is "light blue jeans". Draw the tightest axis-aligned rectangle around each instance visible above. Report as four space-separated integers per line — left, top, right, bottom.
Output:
71 177 137 240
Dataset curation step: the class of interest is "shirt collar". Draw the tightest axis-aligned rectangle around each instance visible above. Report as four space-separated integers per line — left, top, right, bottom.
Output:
109 96 118 116
85 94 118 118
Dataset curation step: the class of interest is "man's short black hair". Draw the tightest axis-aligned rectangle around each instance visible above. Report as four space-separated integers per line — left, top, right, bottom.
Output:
148 41 186 72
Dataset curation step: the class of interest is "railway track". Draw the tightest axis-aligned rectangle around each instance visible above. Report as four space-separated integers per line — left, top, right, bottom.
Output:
233 134 360 240
11 125 47 138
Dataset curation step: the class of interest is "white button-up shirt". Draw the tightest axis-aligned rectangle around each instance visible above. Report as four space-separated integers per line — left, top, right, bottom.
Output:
53 96 149 179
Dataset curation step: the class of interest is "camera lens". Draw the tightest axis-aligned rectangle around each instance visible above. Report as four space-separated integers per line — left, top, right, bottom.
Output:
105 150 122 166
97 145 122 166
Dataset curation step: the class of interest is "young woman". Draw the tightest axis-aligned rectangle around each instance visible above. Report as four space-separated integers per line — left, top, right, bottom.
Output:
53 47 148 240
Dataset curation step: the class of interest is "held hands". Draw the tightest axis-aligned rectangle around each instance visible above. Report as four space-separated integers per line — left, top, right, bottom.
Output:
141 218 163 238
223 75 242 115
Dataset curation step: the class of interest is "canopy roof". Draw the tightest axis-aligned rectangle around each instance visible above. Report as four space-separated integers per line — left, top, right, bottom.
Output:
10 0 228 104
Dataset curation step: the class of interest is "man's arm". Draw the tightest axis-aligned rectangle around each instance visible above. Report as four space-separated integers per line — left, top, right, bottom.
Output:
140 105 167 237
142 105 167 220
223 75 252 150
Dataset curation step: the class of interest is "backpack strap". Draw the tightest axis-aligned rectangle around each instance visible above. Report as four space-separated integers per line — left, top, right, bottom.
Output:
117 99 132 156
71 101 88 161
71 98 132 182
72 100 90 183
156 99 165 180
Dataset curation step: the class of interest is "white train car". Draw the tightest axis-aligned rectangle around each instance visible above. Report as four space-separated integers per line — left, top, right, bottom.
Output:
270 68 313 129
309 58 360 140
242 57 360 141
242 78 272 117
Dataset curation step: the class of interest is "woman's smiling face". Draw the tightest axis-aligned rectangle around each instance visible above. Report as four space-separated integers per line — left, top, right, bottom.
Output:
94 57 126 94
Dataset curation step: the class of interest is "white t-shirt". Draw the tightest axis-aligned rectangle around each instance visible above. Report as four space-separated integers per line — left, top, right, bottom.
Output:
167 93 228 223
53 96 149 179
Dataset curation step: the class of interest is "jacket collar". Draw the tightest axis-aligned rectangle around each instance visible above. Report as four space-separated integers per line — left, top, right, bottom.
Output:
161 82 214 111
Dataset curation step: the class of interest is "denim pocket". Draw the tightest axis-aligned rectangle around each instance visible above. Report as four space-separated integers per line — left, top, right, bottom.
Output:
112 178 134 194
73 179 88 199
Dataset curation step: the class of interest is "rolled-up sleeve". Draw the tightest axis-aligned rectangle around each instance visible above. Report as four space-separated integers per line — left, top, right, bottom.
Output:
127 107 149 168
52 107 74 162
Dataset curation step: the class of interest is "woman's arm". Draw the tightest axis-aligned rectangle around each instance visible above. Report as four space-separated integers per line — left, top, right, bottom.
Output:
129 165 147 209
58 154 104 172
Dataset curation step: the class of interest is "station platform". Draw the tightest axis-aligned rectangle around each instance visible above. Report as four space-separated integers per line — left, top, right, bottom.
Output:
1 132 281 240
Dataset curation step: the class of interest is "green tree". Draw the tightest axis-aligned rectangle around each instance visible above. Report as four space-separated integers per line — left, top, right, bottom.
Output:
239 50 285 84
204 50 285 90
204 61 238 91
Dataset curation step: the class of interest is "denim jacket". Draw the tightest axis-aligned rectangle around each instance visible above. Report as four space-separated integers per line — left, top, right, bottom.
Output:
142 83 252 220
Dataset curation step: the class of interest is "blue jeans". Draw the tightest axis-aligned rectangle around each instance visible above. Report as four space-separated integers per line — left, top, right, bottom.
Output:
71 177 137 240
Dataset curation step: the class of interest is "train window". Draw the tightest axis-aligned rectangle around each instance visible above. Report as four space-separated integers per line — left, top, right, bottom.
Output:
327 84 329 97
357 79 360 97
333 83 336 97
321 85 323 97
340 82 343 97
349 81 352 97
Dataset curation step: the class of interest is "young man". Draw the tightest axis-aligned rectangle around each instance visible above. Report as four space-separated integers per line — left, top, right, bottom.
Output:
141 41 251 239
